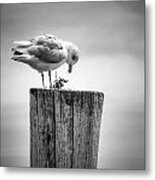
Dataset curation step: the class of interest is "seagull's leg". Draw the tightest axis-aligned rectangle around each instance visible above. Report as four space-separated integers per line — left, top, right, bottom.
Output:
41 73 46 89
55 71 58 80
54 71 58 89
48 71 52 89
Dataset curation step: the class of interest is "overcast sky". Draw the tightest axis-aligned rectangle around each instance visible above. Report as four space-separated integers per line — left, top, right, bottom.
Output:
1 1 145 169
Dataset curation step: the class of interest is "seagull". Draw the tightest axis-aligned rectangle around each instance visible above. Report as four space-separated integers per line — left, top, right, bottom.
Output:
11 34 79 88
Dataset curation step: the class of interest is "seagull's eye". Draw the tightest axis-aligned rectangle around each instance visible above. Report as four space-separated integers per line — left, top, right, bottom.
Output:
72 55 76 61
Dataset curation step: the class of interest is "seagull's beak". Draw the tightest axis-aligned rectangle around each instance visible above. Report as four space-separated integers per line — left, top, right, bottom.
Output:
68 64 72 73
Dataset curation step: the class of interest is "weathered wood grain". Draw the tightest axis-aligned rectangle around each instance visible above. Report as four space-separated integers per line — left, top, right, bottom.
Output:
30 89 104 168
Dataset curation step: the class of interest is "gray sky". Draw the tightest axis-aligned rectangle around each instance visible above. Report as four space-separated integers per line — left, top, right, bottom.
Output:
1 1 145 169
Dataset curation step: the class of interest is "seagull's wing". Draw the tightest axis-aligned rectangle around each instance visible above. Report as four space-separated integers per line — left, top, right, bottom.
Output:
27 44 67 64
27 45 44 57
13 41 33 48
32 34 62 49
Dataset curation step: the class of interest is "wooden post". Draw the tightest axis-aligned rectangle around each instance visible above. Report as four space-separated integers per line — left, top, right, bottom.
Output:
30 88 104 169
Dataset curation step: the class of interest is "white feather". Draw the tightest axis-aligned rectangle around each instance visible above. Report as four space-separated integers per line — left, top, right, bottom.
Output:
13 41 33 48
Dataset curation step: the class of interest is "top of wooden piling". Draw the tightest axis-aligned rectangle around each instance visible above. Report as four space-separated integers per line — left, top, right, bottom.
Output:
30 88 104 98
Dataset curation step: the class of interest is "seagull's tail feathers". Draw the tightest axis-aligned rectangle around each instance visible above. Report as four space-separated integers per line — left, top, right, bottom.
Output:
11 54 33 63
13 41 33 48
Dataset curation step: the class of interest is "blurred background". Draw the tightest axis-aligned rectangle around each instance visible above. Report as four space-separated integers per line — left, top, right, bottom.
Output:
1 1 145 169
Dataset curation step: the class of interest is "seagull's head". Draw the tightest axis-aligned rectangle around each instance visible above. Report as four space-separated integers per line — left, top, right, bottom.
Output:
65 42 79 73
